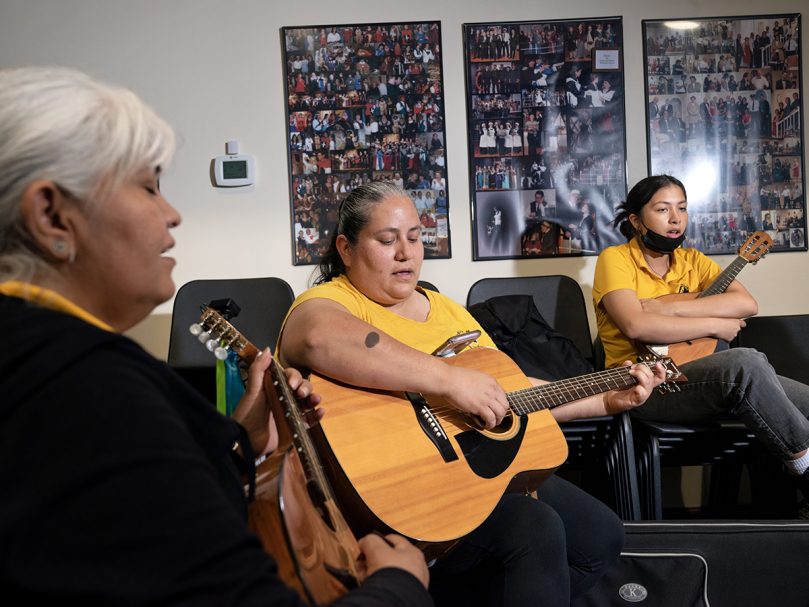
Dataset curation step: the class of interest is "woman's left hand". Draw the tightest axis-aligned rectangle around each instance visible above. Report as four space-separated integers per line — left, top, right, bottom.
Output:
233 349 323 456
604 360 667 415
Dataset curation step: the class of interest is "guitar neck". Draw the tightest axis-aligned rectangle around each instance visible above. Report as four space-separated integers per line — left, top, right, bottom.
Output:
507 363 649 415
196 306 336 503
697 255 748 299
267 359 338 503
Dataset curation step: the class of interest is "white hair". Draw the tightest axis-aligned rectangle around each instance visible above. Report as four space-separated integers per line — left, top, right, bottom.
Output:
0 66 175 281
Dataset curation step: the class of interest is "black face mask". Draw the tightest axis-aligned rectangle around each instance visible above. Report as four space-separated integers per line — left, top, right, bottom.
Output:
638 221 686 253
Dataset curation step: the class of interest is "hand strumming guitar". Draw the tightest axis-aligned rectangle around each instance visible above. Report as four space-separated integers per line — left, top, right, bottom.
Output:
438 363 509 429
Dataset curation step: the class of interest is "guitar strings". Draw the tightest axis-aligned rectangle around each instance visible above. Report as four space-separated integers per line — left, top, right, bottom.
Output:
424 362 660 422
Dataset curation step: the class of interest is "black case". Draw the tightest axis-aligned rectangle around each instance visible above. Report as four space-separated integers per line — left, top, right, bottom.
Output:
573 521 809 607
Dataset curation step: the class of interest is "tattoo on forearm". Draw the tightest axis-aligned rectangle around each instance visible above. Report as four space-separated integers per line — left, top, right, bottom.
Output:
365 331 380 348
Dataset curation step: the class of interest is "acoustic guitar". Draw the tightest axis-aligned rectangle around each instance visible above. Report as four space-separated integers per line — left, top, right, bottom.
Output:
194 303 360 606
306 347 683 546
642 231 773 365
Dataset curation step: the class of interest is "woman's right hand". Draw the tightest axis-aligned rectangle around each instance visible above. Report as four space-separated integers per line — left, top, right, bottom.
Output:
357 534 429 589
439 363 509 429
712 317 747 341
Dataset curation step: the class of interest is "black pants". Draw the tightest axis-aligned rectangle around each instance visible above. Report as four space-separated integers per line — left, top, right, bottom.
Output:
429 475 623 606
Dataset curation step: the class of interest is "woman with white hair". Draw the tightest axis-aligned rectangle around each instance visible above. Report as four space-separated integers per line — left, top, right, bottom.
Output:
0 67 430 605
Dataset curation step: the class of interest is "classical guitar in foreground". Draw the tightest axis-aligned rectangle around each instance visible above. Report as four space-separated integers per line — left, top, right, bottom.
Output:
308 347 683 546
194 302 359 605
643 230 773 365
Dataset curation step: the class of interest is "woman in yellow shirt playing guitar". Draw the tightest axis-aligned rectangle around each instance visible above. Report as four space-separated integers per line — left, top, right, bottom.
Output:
278 181 666 606
593 174 809 511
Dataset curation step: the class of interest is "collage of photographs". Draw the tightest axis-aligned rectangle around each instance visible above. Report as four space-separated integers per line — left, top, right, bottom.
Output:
464 18 628 259
284 22 451 265
644 14 805 255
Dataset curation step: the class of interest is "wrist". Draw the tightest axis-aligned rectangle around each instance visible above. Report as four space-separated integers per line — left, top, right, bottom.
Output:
602 392 618 416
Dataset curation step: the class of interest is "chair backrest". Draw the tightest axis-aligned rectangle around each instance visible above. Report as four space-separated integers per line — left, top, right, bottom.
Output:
466 275 594 363
417 280 439 292
167 277 295 402
735 314 809 385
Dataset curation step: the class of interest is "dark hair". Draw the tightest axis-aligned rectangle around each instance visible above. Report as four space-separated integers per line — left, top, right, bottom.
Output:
314 181 404 284
613 175 686 241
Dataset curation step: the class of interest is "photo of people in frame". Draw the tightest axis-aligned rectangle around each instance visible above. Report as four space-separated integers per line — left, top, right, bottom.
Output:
643 14 805 255
283 21 451 265
464 17 628 260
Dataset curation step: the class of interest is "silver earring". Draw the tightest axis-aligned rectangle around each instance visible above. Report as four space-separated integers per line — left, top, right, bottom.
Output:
53 240 67 253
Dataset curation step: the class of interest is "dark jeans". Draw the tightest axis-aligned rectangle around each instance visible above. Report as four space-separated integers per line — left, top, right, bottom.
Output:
631 348 809 459
429 475 623 606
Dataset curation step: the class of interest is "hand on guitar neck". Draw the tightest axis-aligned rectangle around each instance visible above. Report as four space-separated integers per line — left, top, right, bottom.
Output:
230 349 323 456
195 304 430 601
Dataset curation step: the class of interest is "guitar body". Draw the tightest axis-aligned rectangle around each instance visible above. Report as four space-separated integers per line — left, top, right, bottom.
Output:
642 292 720 366
309 347 568 544
249 448 361 605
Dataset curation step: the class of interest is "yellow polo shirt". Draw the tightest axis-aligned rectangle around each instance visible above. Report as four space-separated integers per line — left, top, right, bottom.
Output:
592 239 722 368
280 275 496 355
0 281 112 331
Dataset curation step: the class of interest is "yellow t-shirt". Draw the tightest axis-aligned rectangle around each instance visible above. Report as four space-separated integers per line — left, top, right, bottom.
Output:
281 275 496 355
592 239 722 368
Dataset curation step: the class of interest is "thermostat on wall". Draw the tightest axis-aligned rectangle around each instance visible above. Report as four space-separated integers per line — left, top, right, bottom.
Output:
213 140 255 187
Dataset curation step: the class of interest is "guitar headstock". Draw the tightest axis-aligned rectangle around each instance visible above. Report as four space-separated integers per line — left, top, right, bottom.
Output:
190 302 260 364
738 231 773 264
638 353 687 393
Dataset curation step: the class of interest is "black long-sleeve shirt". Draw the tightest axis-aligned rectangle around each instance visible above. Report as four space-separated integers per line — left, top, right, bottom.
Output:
0 294 431 607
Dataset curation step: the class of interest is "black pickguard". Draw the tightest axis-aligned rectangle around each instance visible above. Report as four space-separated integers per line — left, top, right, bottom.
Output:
454 416 527 478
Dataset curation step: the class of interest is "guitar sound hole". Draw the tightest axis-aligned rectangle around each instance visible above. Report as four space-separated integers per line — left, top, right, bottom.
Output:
306 481 337 532
488 411 514 435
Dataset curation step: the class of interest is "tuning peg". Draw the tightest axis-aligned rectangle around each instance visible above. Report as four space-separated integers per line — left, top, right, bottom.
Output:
198 331 211 343
189 323 202 336
214 346 229 360
656 382 682 395
205 338 219 352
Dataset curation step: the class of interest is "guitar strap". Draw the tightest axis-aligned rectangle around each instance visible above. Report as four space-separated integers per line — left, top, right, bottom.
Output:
216 349 245 417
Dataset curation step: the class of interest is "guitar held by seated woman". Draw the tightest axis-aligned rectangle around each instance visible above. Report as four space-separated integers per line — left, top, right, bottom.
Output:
640 230 772 365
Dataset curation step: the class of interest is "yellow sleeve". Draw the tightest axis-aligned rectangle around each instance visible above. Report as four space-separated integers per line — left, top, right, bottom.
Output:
286 279 365 319
592 245 637 307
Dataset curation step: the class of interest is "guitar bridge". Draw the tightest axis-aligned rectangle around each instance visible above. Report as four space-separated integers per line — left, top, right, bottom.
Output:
405 392 459 462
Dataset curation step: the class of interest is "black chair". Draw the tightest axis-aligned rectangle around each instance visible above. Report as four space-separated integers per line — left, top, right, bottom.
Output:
417 280 439 292
168 277 295 404
735 314 809 385
632 417 764 519
467 275 641 520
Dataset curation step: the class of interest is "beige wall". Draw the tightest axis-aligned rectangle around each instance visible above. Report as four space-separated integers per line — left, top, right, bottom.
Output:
2 0 806 360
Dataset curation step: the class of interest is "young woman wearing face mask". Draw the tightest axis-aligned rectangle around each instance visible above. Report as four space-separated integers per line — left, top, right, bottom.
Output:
593 175 809 512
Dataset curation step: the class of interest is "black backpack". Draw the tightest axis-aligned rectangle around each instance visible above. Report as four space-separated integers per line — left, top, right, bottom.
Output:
468 294 593 381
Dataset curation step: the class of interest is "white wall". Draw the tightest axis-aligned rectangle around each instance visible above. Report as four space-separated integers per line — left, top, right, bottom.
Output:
1 0 806 357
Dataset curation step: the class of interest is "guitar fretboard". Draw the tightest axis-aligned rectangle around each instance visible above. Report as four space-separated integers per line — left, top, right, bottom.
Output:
506 363 651 415
699 256 747 298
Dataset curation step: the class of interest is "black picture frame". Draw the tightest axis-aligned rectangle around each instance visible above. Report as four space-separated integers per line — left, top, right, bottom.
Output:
463 17 628 260
643 14 806 254
282 22 452 265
